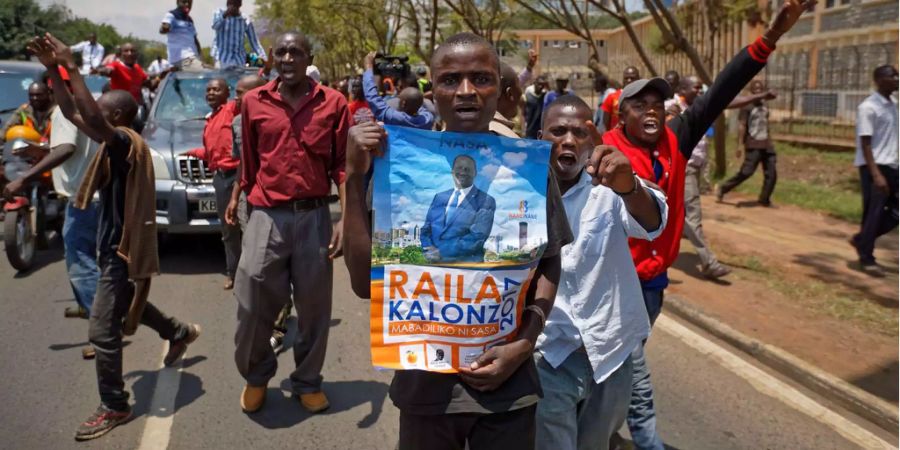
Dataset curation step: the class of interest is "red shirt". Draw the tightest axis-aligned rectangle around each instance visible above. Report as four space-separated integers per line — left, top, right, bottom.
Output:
187 101 239 172
600 89 622 130
240 78 350 208
106 61 147 102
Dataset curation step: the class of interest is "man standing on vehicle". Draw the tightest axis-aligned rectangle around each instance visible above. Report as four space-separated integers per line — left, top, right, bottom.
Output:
159 0 204 70
184 79 242 289
3 67 100 358
70 33 105 75
234 32 348 415
212 0 266 69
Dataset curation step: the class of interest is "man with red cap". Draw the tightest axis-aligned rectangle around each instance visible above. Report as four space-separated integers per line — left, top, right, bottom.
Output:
601 1 817 448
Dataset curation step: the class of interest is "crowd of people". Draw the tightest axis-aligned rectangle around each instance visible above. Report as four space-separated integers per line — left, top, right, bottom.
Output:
0 0 897 448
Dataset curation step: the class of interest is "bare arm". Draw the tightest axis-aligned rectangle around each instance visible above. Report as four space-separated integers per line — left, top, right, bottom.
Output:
343 172 372 298
46 34 117 145
727 91 776 110
160 23 171 34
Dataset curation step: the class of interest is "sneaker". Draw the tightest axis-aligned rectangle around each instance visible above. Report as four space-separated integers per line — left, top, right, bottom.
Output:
223 277 234 290
299 391 330 413
702 264 732 280
270 330 285 353
758 200 772 207
715 184 724 202
82 346 96 360
65 306 88 319
859 261 885 277
164 324 201 367
74 405 133 441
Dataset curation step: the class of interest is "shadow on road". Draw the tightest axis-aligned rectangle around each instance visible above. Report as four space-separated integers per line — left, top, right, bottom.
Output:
792 251 898 308
159 234 226 275
49 340 131 351
671 252 732 286
246 379 389 430
9 245 64 279
850 359 899 404
127 355 208 419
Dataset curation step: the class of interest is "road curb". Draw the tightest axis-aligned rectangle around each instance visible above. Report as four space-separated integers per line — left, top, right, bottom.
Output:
664 295 899 433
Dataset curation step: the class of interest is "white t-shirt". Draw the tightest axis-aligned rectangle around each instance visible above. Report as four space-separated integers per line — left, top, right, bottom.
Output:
147 58 171 76
855 92 899 168
49 108 98 197
162 12 198 63
71 41 105 75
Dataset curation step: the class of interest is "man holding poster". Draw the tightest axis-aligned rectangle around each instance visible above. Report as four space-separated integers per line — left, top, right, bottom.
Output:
343 33 573 450
420 155 496 263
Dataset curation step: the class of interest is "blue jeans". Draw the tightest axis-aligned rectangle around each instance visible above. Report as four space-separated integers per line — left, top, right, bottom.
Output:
535 351 633 450
63 202 99 312
626 287 665 450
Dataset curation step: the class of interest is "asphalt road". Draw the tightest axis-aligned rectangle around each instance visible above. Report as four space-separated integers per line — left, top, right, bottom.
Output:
0 234 894 449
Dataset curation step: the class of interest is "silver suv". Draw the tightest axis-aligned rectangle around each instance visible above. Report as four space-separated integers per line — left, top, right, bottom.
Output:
143 69 257 234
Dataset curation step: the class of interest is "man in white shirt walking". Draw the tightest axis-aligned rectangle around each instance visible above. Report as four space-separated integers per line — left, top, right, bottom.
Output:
70 33 105 75
534 95 667 450
851 65 899 274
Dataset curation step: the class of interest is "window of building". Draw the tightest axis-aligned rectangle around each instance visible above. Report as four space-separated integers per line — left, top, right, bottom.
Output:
552 40 562 48
825 0 850 7
568 41 580 49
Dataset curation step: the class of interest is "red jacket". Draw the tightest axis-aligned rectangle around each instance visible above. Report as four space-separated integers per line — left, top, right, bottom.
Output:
603 127 685 281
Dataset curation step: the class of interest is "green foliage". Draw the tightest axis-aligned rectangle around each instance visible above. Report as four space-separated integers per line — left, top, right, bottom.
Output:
0 0 166 66
399 246 427 265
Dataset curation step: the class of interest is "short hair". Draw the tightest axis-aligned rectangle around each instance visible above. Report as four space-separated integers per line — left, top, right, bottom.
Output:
209 77 229 89
432 32 499 72
542 94 591 127
276 31 313 54
624 66 640 76
499 62 518 93
453 154 476 168
100 90 139 124
677 76 700 92
664 70 680 79
874 65 896 80
238 74 267 89
28 81 49 94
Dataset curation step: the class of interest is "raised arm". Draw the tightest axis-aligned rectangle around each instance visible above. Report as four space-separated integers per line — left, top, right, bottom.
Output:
728 90 776 110
212 8 225 30
46 34 117 145
670 0 816 157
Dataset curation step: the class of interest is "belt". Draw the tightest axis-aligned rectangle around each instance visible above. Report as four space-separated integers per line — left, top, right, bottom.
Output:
284 197 328 212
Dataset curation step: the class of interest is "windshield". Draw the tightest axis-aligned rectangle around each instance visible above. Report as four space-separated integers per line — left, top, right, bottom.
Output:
152 74 243 122
0 73 39 113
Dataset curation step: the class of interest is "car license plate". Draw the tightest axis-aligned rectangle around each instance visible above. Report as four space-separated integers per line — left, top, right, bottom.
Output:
199 199 217 214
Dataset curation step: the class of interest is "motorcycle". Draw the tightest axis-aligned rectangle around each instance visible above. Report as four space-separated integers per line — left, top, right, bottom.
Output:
2 126 65 272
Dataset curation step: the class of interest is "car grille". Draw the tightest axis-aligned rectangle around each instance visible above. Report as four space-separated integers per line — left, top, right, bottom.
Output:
177 156 213 184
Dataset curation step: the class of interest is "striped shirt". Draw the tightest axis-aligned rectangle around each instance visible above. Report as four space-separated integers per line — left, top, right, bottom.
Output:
212 8 265 68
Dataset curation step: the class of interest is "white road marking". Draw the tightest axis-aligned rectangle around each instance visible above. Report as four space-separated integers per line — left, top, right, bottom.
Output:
136 344 183 450
656 315 896 450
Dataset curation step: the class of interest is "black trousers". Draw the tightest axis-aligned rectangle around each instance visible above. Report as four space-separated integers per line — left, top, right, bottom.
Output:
720 148 777 203
89 254 188 411
398 405 537 450
853 165 899 264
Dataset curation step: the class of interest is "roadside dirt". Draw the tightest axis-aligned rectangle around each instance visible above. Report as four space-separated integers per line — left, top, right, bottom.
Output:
668 192 898 404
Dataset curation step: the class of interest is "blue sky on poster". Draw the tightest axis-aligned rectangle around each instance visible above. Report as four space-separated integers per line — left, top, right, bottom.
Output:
373 127 550 251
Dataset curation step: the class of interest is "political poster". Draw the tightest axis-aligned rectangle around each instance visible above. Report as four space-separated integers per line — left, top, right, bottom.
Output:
370 125 551 373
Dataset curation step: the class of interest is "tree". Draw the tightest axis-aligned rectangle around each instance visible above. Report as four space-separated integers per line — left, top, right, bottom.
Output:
399 0 443 64
442 0 514 46
642 0 759 177
512 0 656 77
0 0 62 60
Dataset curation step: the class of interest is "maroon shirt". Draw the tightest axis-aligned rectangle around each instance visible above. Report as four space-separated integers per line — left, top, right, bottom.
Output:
240 78 350 208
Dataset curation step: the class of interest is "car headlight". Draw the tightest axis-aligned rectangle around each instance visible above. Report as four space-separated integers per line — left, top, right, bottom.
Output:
148 147 172 180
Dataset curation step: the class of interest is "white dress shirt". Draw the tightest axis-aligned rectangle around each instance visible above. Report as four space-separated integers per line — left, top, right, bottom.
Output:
445 185 473 214
536 172 668 384
855 92 899 169
71 41 105 74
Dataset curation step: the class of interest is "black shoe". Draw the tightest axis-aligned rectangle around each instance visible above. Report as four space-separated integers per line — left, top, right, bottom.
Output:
64 306 88 319
164 324 201 367
859 261 885 277
74 405 133 441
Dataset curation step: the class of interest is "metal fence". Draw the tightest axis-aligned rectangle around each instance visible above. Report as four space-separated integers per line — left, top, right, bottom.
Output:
763 44 897 148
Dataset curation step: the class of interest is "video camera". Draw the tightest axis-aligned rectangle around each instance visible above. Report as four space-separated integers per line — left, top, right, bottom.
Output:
373 53 410 82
